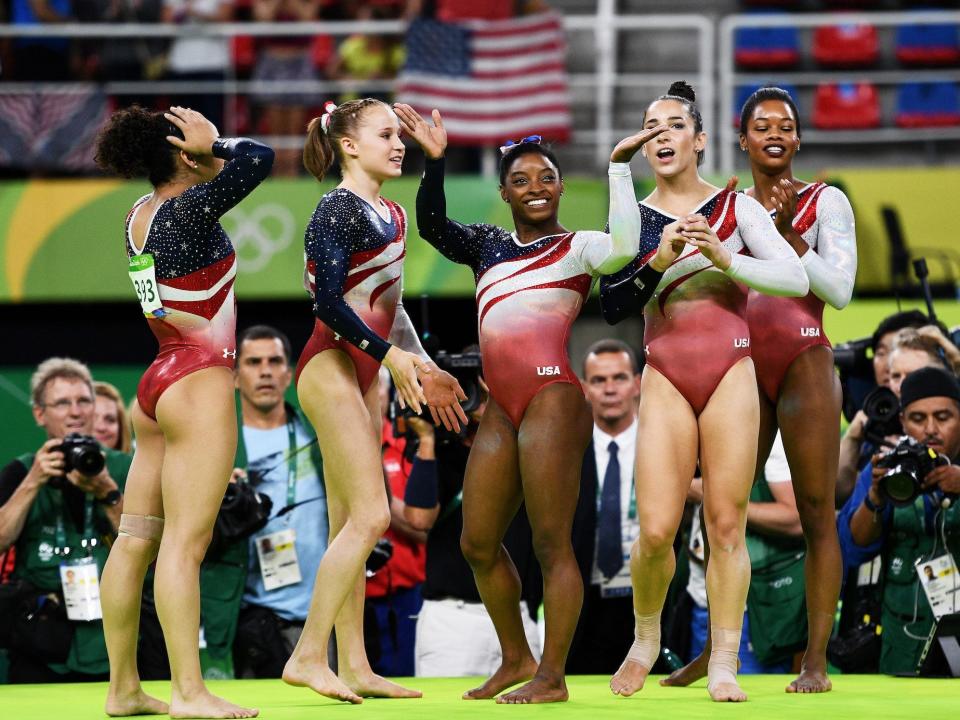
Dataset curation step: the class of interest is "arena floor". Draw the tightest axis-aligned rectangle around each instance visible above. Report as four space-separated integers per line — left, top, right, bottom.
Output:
2 675 957 719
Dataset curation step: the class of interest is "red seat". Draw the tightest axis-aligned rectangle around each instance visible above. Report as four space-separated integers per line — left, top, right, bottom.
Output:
813 83 881 129
813 24 879 67
232 36 256 74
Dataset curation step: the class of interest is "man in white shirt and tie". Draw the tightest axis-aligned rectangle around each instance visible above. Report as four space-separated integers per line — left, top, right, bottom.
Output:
568 339 642 673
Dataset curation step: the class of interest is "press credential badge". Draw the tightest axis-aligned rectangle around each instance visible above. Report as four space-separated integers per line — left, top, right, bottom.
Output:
256 528 302 591
60 556 102 621
916 552 960 619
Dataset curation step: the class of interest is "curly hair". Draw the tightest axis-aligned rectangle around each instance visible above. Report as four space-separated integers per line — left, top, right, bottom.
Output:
95 105 181 186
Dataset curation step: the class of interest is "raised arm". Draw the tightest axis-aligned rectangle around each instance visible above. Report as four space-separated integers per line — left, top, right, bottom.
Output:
726 193 809 297
800 186 856 309
415 156 484 265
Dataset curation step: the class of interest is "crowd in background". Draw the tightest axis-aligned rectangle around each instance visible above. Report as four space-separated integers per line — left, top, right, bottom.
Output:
1 308 959 683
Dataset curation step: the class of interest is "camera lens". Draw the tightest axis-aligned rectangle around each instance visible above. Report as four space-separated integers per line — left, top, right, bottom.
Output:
71 445 105 476
880 466 920 506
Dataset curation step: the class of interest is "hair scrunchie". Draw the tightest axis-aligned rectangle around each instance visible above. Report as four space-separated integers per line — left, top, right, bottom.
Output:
320 101 339 133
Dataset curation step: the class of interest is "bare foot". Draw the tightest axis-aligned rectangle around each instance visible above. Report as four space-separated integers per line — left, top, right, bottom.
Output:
660 653 708 687
169 690 258 719
282 657 362 704
610 658 651 697
463 656 538 700
496 673 568 704
786 667 832 694
709 681 747 703
105 688 169 716
341 670 422 699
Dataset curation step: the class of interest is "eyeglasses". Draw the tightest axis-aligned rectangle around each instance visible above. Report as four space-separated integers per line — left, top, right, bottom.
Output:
44 397 94 413
499 135 542 155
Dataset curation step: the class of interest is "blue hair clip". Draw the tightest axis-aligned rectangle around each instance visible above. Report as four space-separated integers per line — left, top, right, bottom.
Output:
499 134 543 155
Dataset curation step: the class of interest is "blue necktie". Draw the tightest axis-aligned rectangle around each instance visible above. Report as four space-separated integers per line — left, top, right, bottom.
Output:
597 440 623 579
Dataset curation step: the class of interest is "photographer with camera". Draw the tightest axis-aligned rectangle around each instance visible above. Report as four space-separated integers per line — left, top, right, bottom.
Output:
399 363 543 679
837 311 942 503
0 358 130 683
214 325 329 679
837 366 960 674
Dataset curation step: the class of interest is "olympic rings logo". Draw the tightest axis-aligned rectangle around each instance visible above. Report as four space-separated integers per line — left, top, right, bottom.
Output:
222 203 296 273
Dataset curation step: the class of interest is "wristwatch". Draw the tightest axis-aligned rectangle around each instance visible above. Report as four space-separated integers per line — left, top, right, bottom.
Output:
98 489 122 507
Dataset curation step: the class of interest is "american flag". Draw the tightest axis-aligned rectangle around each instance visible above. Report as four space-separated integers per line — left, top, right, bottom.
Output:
397 12 572 146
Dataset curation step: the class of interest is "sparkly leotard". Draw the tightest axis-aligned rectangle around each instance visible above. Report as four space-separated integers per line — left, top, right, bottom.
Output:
600 184 809 416
746 183 857 402
125 138 274 419
296 188 426 395
417 158 640 428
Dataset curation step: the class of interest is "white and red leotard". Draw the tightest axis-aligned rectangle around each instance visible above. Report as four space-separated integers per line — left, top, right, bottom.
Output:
600 178 809 415
746 182 857 402
416 158 640 428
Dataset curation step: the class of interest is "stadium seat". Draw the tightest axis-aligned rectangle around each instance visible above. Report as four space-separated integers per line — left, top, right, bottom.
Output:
733 83 799 127
735 22 801 69
812 83 881 129
896 23 960 66
232 36 256 75
812 24 879 67
895 82 960 127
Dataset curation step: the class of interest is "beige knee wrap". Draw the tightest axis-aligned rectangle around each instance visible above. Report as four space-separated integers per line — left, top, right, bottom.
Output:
625 609 662 669
707 626 741 692
119 513 164 542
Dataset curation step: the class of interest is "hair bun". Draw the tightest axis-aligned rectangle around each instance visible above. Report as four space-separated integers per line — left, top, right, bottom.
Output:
667 81 696 103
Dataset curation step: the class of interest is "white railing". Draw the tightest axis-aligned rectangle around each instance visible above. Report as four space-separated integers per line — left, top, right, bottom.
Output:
0 12 715 172
718 10 960 174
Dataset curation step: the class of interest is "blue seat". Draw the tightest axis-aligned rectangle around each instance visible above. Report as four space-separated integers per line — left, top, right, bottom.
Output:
735 24 801 69
896 23 960 66
895 82 960 128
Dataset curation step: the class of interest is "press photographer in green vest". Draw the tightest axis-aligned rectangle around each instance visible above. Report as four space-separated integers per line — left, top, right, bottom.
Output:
0 358 130 683
838 366 960 674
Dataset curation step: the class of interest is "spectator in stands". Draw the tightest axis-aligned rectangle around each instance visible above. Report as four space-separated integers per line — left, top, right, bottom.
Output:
327 5 404 104
364 368 426 678
567 340 641 674
161 0 232 131
401 366 543 678
0 358 129 683
252 0 324 176
93 381 132 453
837 310 933 501
838 367 960 674
674 432 803 679
10 0 73 81
227 325 330 679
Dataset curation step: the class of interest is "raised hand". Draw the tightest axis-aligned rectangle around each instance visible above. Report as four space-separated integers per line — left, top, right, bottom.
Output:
164 106 219 156
771 178 799 236
383 346 429 415
420 367 469 432
678 213 732 270
393 104 447 160
610 124 669 164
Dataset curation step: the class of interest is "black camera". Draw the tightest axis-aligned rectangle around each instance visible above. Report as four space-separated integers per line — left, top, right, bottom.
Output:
433 350 483 414
365 537 393 577
877 436 950 507
54 433 105 481
861 386 903 445
834 336 875 422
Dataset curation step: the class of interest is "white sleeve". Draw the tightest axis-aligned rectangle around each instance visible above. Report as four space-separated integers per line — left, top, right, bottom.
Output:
725 193 809 297
578 162 641 276
763 432 792 484
800 186 857 309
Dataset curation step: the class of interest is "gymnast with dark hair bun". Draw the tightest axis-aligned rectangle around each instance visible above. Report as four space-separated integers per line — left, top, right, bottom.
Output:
95 105 273 719
598 82 808 703
664 86 856 695
395 101 666 704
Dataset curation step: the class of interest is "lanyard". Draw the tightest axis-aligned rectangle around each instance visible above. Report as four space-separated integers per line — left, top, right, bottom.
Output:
285 416 298 509
52 492 96 557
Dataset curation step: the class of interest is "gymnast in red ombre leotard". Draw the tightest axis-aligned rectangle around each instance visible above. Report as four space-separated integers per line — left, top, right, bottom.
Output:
747 180 855 402
596 82 807 705
397 101 664 705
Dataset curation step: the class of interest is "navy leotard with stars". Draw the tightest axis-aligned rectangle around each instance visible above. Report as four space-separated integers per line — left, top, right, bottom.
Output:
125 137 274 419
296 187 407 392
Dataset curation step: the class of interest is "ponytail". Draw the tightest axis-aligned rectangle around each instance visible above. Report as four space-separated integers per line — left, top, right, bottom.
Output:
303 116 335 181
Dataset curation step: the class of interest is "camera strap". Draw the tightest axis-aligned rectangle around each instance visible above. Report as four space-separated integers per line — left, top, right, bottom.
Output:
51 492 96 558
